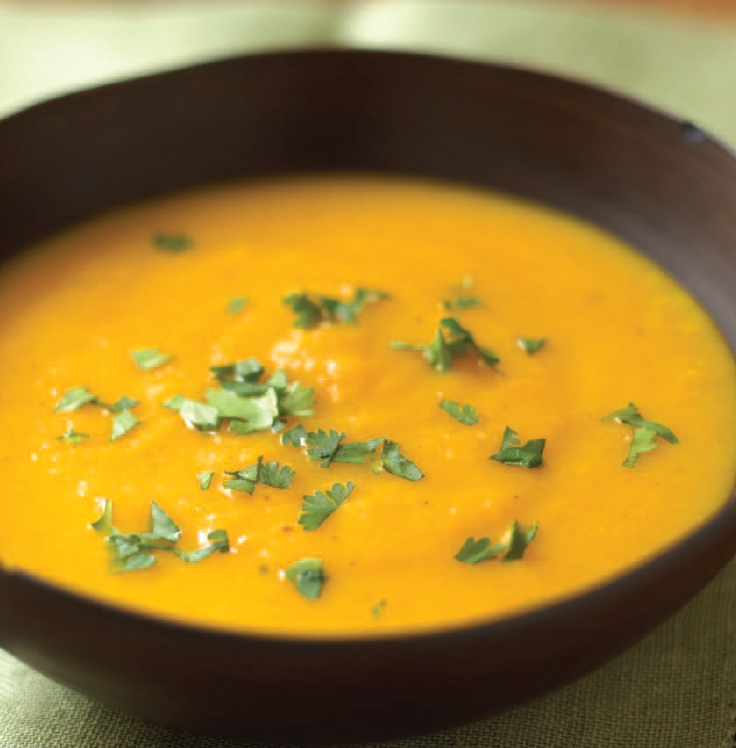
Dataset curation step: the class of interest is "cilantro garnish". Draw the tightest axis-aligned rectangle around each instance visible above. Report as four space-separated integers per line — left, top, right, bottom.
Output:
443 296 481 310
283 288 389 329
210 358 263 383
391 317 499 372
281 424 308 447
110 409 140 442
226 296 247 315
603 403 678 467
305 429 345 468
56 428 90 446
130 348 172 371
106 396 139 413
439 399 480 425
55 386 96 413
298 481 355 531
224 456 294 495
379 439 424 481
455 521 539 564
300 430 422 480
371 599 387 619
285 558 325 599
152 233 192 253
92 499 229 572
490 427 545 468
517 338 547 355
197 471 214 490
165 396 220 432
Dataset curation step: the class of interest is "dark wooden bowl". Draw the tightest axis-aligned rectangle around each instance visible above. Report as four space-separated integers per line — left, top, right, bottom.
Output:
0 50 735 744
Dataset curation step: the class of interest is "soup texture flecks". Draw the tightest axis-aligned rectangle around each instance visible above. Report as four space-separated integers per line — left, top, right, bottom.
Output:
0 176 734 635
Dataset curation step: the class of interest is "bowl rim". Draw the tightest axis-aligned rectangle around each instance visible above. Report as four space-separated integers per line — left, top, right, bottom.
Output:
1 46 735 648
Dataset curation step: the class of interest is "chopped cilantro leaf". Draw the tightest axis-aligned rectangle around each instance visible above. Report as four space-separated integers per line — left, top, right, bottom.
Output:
380 440 424 481
108 396 139 413
153 233 192 252
306 429 345 468
517 337 547 355
283 293 323 329
333 438 384 465
225 456 294 494
455 521 539 565
210 359 263 383
110 409 140 442
603 403 678 467
57 428 89 446
173 529 230 563
371 599 387 619
443 296 481 310
439 399 480 425
278 382 316 418
197 471 214 490
392 317 499 371
490 426 545 468
298 481 355 531
55 386 96 413
285 558 325 599
131 348 172 371
455 537 505 564
226 296 247 315
163 394 186 411
281 424 308 447
179 399 221 432
283 288 389 329
93 500 228 572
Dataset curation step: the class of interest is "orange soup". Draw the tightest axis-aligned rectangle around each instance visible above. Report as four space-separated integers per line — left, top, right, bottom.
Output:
0 175 734 635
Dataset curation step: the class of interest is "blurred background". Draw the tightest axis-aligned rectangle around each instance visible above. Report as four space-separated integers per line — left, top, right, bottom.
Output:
1 0 736 144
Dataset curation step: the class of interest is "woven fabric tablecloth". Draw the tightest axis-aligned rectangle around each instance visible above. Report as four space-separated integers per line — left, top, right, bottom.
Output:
1 2 736 746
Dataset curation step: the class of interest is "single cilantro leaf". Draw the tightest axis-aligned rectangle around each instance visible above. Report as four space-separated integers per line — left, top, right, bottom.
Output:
173 529 230 562
57 428 90 446
278 383 316 418
332 438 384 465
283 293 323 329
455 537 505 564
206 387 278 425
281 424 308 447
163 394 186 411
55 386 96 413
517 337 547 355
380 440 423 481
197 471 214 490
131 347 172 371
371 599 387 619
306 429 345 468
258 458 295 489
603 402 679 467
153 233 192 252
490 426 545 468
140 501 181 546
298 481 355 531
501 521 539 562
224 462 260 494
443 296 481 310
179 399 221 432
285 558 325 599
108 396 139 413
91 499 116 535
210 359 263 383
110 409 140 442
441 317 500 368
439 399 480 425
226 296 247 315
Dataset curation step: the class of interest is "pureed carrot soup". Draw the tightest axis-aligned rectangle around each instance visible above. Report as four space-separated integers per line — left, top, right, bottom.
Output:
0 175 734 635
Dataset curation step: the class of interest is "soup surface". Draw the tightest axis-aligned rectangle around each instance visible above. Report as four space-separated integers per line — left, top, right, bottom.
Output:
0 176 734 635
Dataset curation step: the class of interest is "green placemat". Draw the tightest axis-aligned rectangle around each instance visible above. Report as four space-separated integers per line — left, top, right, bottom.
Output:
1 2 735 746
